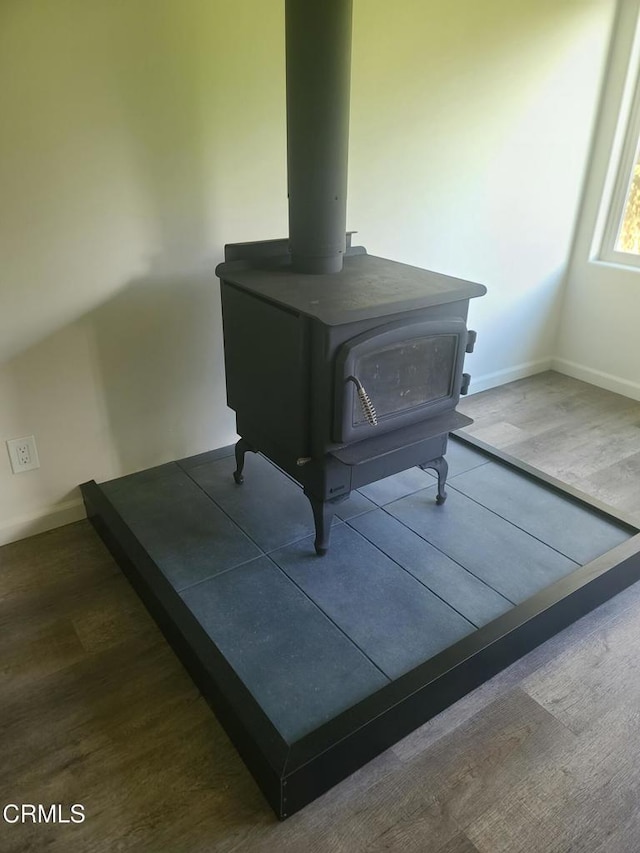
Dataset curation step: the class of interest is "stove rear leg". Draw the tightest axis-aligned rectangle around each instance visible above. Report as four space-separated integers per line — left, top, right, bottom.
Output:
233 438 255 485
420 456 449 505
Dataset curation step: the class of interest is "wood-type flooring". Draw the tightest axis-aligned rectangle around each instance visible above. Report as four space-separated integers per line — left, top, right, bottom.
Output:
2 371 640 852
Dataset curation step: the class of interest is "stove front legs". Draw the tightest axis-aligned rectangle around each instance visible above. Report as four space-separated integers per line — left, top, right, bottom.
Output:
233 438 255 485
420 455 449 505
306 493 347 556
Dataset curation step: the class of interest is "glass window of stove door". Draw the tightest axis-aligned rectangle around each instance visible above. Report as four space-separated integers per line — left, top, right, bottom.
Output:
352 334 458 425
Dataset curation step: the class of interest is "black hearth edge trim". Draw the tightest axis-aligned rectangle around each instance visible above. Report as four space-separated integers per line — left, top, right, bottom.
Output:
80 479 289 819
80 435 640 820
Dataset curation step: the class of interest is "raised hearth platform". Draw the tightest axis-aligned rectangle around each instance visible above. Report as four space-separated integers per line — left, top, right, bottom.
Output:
81 435 640 819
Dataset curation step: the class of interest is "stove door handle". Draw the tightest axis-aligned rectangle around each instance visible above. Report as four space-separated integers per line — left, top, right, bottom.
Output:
346 376 378 427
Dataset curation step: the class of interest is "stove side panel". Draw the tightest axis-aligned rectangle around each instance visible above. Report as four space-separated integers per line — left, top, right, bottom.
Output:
221 282 311 459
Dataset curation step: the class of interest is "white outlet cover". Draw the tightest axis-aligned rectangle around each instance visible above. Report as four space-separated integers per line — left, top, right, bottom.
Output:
6 435 40 473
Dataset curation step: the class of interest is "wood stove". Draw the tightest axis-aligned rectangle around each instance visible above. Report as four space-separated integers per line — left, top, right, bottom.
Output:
216 0 486 554
217 243 485 553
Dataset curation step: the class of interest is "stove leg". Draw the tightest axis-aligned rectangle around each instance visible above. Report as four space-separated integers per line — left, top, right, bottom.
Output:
307 495 338 556
420 456 448 505
233 438 255 485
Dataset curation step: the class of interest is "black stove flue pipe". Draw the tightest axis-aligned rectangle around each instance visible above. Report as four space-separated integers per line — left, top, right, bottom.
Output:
286 0 353 274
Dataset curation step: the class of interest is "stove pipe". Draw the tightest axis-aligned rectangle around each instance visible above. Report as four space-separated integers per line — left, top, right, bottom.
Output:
286 0 353 274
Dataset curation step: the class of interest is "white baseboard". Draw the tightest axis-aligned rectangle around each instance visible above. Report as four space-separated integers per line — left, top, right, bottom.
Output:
0 497 86 547
552 358 640 402
468 358 553 395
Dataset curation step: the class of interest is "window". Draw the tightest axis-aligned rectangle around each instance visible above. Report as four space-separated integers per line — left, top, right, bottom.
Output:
599 11 640 267
601 131 640 264
615 155 640 254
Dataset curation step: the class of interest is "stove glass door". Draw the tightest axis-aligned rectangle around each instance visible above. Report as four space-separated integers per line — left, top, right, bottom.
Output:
353 334 457 425
334 318 467 443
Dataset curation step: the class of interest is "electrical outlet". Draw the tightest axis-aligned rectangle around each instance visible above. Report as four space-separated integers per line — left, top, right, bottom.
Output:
6 435 40 473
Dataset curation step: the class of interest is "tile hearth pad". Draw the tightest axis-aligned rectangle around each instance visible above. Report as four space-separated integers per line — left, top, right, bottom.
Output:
82 436 640 819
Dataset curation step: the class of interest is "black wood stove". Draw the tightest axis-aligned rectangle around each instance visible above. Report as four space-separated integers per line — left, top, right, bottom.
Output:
216 0 486 554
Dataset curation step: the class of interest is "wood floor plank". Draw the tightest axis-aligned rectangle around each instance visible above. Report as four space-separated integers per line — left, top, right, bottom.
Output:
521 586 640 734
464 695 640 853
386 689 574 830
392 571 640 763
364 818 480 853
459 372 640 499
581 450 640 517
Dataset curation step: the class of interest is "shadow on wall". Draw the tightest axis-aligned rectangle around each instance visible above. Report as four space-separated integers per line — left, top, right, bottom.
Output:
1 0 283 513
86 1 235 474
0 262 233 543
86 265 232 475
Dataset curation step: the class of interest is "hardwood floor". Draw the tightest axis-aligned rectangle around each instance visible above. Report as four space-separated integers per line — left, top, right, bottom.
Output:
2 371 640 852
458 370 640 521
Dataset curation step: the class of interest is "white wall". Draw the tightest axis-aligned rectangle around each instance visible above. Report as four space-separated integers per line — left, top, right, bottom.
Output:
349 0 615 391
0 0 615 544
0 0 287 543
555 0 640 399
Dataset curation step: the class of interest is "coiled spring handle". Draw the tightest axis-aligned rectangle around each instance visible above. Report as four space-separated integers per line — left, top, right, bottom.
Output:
347 376 378 427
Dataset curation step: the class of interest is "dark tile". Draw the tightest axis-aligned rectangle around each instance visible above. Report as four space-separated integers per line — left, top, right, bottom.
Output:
444 438 492 478
177 444 235 470
356 440 490 507
101 465 260 590
188 453 320 552
335 490 377 520
180 557 388 742
386 486 578 604
102 461 177 487
270 525 475 679
358 467 434 506
350 510 512 627
451 462 631 564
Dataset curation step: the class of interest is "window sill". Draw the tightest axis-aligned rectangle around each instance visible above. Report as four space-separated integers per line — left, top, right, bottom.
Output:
590 255 640 272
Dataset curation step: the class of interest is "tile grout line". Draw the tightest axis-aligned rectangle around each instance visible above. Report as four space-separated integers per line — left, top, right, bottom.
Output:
357 456 490 505
268 555 393 684
376 489 518 607
344 517 480 630
176 520 346 595
175 452 549 670
178 461 392 682
444 481 583 568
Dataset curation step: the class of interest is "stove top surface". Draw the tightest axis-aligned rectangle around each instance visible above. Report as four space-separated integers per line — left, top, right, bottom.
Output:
216 247 486 326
